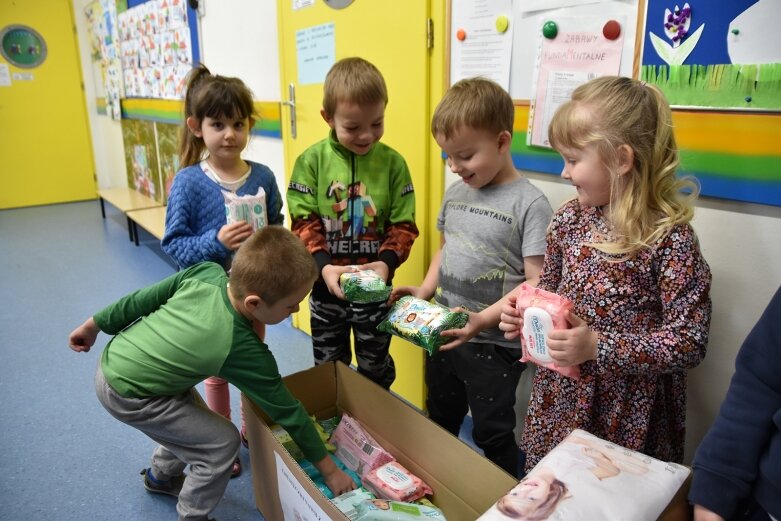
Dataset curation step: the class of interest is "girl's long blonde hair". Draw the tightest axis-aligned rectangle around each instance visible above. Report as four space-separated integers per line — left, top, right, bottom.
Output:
179 64 257 167
548 76 698 258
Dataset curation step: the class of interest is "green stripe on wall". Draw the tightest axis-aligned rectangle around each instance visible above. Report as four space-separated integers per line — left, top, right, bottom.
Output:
680 151 781 181
107 98 282 138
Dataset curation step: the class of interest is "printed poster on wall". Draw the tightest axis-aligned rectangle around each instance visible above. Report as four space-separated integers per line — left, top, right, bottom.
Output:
296 23 335 85
121 119 162 201
117 0 192 99
527 17 624 148
450 0 514 91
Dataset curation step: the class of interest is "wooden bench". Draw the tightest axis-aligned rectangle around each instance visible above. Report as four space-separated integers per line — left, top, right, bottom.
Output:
126 206 167 245
97 187 164 243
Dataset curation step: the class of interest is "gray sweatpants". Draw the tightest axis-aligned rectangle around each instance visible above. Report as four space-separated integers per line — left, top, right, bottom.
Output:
95 364 240 521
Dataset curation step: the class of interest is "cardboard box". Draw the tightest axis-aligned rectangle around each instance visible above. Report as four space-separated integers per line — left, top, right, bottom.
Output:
244 361 517 520
243 362 691 520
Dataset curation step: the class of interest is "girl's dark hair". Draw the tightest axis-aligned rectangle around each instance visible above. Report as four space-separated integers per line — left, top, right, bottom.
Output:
179 64 257 167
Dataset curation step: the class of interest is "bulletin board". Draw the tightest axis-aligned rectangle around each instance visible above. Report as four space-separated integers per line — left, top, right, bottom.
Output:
447 0 781 208
119 0 201 99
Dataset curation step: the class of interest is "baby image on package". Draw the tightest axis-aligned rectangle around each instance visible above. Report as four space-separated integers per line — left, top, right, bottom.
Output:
477 429 689 521
377 296 468 355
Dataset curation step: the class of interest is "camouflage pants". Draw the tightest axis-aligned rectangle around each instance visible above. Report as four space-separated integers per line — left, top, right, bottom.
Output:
309 295 395 389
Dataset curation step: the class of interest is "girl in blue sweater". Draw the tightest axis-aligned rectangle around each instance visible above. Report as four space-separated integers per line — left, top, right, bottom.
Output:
162 64 284 477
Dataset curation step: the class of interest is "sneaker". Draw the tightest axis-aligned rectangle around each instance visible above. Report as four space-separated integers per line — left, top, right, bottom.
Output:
230 457 241 478
140 468 185 497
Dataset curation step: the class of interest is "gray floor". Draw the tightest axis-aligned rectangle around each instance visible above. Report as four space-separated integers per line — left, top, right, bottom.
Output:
0 200 315 521
0 200 484 521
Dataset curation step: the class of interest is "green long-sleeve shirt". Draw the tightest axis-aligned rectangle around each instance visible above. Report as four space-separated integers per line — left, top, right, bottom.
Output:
94 262 326 462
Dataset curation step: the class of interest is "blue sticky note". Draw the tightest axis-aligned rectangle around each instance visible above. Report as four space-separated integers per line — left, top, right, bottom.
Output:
296 23 335 85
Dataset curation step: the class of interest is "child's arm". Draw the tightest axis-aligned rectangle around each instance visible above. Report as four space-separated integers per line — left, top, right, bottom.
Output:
441 254 544 350
90 265 201 335
596 224 711 374
500 211 562 340
390 244 442 303
312 454 357 496
68 317 100 353
162 175 233 267
286 155 334 278
377 156 419 279
253 162 285 225
689 287 781 521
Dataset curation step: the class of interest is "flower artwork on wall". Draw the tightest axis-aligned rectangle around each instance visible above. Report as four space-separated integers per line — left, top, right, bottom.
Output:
641 0 781 110
648 4 703 65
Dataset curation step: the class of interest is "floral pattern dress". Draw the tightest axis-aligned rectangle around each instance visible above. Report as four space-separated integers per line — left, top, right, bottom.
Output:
522 199 712 470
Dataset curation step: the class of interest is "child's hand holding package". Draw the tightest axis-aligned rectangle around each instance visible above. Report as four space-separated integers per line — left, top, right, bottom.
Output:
515 283 584 379
377 296 468 356
340 268 392 304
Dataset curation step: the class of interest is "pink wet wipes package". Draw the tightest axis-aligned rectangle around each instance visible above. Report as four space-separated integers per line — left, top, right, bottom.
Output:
223 187 267 232
516 283 580 379
330 412 395 477
362 461 433 503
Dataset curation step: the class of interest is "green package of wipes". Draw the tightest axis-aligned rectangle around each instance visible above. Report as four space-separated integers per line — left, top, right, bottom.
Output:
340 268 391 304
377 296 468 355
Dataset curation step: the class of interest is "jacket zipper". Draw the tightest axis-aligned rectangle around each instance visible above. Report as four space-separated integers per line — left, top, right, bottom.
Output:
349 152 356 264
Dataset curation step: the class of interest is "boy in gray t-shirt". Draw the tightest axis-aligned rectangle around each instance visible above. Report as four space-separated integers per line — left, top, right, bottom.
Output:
392 78 552 476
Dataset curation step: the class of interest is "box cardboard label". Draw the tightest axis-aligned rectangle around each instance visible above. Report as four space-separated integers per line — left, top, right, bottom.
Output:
276 452 332 521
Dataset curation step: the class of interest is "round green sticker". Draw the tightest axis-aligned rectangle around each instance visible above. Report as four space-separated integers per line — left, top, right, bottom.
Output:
1 25 47 68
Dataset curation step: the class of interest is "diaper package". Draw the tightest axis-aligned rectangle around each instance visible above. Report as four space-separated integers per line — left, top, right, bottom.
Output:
330 412 395 477
223 187 267 232
340 268 392 304
298 454 362 500
515 283 580 379
354 499 447 520
478 429 689 520
377 296 468 355
362 461 433 503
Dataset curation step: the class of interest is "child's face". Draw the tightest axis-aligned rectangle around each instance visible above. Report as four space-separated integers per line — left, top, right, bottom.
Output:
191 114 251 162
250 280 312 325
502 475 553 515
555 143 612 208
323 100 385 155
436 127 512 188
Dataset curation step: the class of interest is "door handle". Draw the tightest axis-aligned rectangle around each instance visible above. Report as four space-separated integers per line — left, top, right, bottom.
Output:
281 83 297 139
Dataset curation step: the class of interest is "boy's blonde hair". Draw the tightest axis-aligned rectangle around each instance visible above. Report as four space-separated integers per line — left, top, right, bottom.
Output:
179 64 258 167
229 226 317 304
431 77 514 139
322 57 388 117
548 76 698 258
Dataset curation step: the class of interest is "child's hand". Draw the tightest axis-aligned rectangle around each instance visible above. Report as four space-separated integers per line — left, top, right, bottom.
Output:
438 308 485 351
389 285 431 305
313 455 356 496
217 221 253 251
499 294 522 340
68 317 100 353
546 311 598 366
321 264 355 299
357 261 389 283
